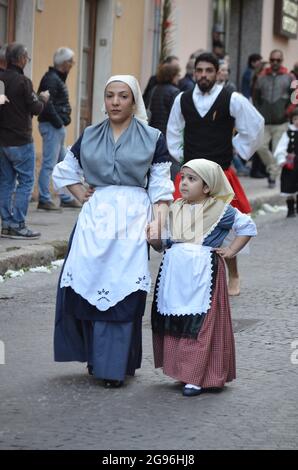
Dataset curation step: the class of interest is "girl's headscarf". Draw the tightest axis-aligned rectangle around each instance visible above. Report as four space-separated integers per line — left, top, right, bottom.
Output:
104 75 148 125
171 159 235 243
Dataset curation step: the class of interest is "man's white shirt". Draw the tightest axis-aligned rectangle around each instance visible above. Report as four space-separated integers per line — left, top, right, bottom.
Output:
166 83 265 163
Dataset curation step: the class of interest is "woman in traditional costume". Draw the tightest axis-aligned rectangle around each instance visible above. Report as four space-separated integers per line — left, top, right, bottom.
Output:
149 159 257 396
52 75 174 387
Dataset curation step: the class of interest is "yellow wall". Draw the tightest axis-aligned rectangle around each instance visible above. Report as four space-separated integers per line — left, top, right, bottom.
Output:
111 0 145 80
32 0 81 154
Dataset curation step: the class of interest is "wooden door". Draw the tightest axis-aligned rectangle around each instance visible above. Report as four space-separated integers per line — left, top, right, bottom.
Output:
0 0 15 46
80 0 97 133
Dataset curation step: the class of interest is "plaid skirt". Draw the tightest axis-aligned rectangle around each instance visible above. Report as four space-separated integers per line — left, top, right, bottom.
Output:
152 256 236 388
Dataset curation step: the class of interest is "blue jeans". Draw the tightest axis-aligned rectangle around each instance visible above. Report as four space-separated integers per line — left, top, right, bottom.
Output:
0 143 35 228
38 122 72 203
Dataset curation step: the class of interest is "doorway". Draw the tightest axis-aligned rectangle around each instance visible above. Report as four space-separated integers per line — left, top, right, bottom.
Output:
80 0 97 132
0 0 16 45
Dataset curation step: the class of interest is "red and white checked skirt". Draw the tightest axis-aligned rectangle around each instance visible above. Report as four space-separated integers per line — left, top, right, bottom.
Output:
152 256 236 388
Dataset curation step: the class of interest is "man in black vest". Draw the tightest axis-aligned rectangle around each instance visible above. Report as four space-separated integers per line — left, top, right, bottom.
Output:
167 52 264 296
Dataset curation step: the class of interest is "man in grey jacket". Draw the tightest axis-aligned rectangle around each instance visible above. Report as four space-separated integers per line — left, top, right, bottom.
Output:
254 49 293 188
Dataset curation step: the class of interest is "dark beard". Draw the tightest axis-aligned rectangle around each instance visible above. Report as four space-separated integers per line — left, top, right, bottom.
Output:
197 79 216 93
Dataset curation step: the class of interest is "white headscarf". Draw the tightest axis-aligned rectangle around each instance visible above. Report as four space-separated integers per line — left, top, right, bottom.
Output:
104 75 148 125
171 159 235 243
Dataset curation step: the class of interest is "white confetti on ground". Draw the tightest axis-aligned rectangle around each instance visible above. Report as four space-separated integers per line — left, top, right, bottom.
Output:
51 259 64 267
1 259 64 282
29 266 52 274
256 204 287 216
5 269 25 278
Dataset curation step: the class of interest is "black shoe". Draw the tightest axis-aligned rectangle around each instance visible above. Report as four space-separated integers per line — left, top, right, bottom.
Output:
37 201 61 211
268 177 276 189
8 225 41 240
286 199 296 218
87 364 93 376
182 386 202 397
103 379 123 388
60 200 82 209
250 171 267 179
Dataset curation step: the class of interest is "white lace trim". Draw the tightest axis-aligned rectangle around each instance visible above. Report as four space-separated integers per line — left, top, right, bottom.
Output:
52 147 84 191
202 202 231 243
156 244 214 316
148 161 174 204
60 268 151 310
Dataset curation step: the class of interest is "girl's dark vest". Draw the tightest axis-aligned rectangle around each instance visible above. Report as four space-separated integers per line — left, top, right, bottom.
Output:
180 87 235 170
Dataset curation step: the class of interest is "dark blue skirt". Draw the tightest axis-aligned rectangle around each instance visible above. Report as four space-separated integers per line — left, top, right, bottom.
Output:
54 227 147 380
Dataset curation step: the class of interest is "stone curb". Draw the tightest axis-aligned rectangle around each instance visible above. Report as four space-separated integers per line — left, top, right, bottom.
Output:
0 194 285 275
249 194 284 211
0 240 68 276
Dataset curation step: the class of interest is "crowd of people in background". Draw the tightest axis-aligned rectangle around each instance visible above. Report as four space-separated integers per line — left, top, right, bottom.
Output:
143 44 298 218
0 38 298 243
0 42 81 240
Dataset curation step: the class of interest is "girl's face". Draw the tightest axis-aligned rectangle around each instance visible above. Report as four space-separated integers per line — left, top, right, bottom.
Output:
292 115 298 129
179 167 210 203
104 82 134 124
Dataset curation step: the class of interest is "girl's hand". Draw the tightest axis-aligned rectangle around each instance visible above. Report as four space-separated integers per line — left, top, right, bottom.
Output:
214 246 236 259
82 186 95 203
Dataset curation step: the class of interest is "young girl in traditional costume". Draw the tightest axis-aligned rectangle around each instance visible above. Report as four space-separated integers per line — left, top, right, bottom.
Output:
274 107 298 218
148 159 257 396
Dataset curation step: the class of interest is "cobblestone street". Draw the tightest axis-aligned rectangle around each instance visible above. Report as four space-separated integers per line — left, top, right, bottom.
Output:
0 211 297 450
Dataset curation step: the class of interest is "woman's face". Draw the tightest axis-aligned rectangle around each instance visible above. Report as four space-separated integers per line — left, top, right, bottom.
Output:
104 81 134 123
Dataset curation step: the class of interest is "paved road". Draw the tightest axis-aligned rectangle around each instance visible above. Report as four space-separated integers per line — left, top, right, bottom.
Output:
0 211 297 450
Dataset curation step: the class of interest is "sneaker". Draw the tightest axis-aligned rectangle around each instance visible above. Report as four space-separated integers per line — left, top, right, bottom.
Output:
268 177 276 189
1 227 11 238
8 225 41 240
60 199 82 209
37 201 61 211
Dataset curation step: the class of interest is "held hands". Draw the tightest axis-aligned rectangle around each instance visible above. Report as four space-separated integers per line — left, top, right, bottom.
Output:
146 220 163 251
214 246 236 259
82 186 96 203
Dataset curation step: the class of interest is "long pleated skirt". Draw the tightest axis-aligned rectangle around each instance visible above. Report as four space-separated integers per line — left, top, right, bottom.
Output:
152 256 236 388
54 228 147 381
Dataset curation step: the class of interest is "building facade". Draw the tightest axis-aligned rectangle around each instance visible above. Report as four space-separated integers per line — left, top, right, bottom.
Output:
1 0 298 150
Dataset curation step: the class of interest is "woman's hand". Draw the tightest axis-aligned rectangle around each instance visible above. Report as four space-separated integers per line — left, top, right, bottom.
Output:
214 246 236 259
82 186 95 203
146 221 162 251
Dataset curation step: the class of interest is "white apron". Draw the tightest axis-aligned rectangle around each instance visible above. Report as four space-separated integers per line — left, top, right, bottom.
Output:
60 186 152 311
156 243 213 316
